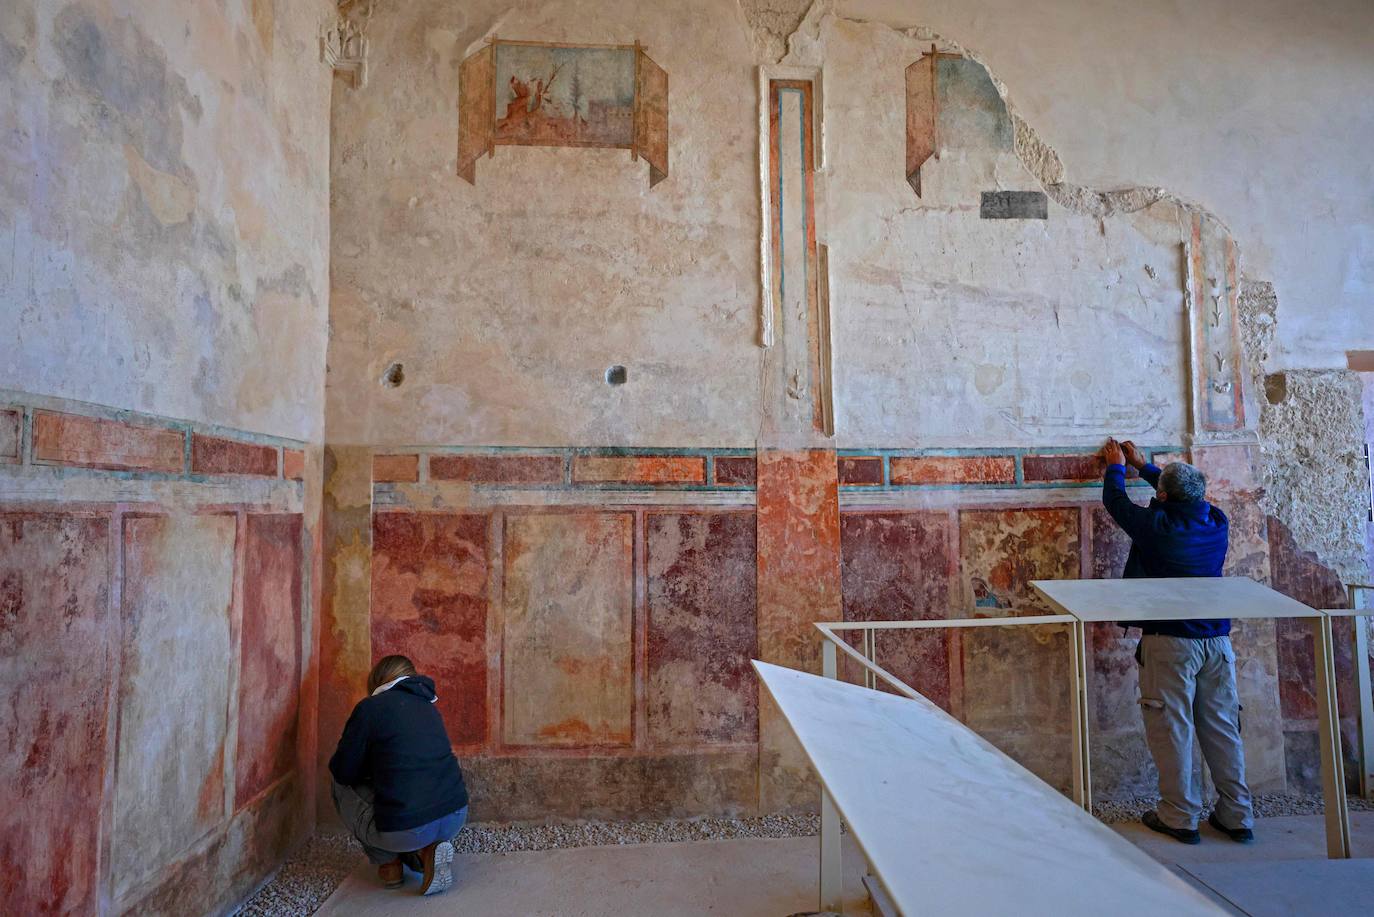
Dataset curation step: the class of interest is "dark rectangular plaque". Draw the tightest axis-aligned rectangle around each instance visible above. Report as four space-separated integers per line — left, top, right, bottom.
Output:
980 190 1048 219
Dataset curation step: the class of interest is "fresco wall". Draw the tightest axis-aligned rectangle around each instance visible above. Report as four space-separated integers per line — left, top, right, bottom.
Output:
0 1 330 914
320 0 1371 827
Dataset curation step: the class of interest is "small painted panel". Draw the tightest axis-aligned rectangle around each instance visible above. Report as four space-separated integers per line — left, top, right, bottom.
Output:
889 455 1015 486
372 453 420 483
502 512 634 746
495 43 636 148
840 512 954 709
980 190 1048 220
0 514 110 916
837 456 884 486
958 507 1080 789
234 514 303 808
282 448 305 481
573 454 705 485
372 512 489 747
713 455 756 486
430 454 563 484
959 507 1081 611
646 512 758 746
191 434 277 476
114 514 236 898
32 410 184 472
0 407 19 462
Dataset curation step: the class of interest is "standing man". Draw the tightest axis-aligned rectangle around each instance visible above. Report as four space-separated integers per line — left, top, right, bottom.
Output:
1099 437 1255 845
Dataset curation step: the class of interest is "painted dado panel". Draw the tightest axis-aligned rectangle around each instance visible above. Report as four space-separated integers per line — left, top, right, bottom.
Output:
839 511 954 710
235 513 304 809
114 514 236 900
0 513 111 916
645 511 758 746
502 512 635 747
958 508 1081 790
371 512 490 748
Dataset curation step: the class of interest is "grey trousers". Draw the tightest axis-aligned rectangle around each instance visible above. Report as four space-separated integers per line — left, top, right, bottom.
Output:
332 779 468 865
1137 634 1254 830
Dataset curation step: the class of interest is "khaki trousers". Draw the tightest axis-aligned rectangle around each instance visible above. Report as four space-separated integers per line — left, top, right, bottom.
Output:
1137 634 1254 830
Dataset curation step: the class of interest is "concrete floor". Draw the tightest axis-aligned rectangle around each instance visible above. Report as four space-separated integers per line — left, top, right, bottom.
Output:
318 815 1374 916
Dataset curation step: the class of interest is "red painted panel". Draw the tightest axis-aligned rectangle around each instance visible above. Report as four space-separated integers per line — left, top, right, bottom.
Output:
1022 453 1120 483
0 408 19 463
713 455 756 486
889 455 1015 485
430 454 563 484
372 512 488 747
646 512 758 745
840 512 953 710
0 513 110 916
1269 515 1353 721
573 455 705 485
282 448 306 481
191 434 277 476
235 514 304 808
33 410 184 472
837 456 883 486
372 454 420 483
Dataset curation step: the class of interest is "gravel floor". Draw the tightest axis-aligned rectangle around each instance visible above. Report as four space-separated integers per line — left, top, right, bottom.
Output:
235 795 1370 916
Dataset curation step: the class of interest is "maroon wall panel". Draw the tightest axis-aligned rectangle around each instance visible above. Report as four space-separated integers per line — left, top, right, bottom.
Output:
0 514 111 916
371 512 489 747
839 512 954 710
646 512 758 745
235 514 304 808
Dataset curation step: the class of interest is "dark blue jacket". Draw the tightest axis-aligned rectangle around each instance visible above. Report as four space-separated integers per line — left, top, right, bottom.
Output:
1102 463 1230 639
329 675 469 831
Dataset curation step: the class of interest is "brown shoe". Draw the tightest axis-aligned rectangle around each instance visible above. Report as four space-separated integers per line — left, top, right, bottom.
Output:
378 859 404 889
418 840 455 896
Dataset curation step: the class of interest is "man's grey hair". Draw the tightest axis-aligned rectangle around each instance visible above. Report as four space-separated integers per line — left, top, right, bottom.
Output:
1159 462 1207 503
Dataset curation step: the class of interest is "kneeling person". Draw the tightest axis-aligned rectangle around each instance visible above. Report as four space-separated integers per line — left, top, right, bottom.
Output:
330 655 470 894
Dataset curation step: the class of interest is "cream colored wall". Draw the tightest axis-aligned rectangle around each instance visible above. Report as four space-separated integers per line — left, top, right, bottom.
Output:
839 0 1374 372
0 0 333 441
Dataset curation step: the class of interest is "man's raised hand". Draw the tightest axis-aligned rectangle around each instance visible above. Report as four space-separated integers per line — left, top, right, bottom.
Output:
1100 437 1125 468
1121 440 1147 470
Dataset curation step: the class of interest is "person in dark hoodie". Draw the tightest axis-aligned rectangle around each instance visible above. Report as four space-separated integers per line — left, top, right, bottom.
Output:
330 655 470 895
1099 438 1254 847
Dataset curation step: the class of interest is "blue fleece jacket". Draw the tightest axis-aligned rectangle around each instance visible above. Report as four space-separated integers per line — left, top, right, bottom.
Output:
1102 462 1231 639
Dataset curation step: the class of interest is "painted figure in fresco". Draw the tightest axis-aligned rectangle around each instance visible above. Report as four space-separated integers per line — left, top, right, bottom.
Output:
1098 437 1254 847
971 576 1009 610
330 655 471 896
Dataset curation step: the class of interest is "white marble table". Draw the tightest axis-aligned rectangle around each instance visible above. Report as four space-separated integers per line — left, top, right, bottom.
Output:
1031 577 1350 859
754 660 1227 916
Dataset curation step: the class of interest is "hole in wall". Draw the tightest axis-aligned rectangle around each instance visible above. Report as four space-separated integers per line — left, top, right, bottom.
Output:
381 362 405 388
605 365 627 386
1264 372 1287 405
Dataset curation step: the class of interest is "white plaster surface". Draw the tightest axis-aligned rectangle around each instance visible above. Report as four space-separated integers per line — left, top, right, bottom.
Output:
1032 576 1321 623
830 0 1374 372
753 660 1224 915
0 0 332 440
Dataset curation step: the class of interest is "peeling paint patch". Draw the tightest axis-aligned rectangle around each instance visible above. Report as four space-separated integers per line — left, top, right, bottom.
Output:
371 512 488 747
0 513 110 916
646 512 758 746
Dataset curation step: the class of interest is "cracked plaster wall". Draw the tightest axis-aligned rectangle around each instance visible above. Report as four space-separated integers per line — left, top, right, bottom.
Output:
1 0 333 441
801 0 1374 373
